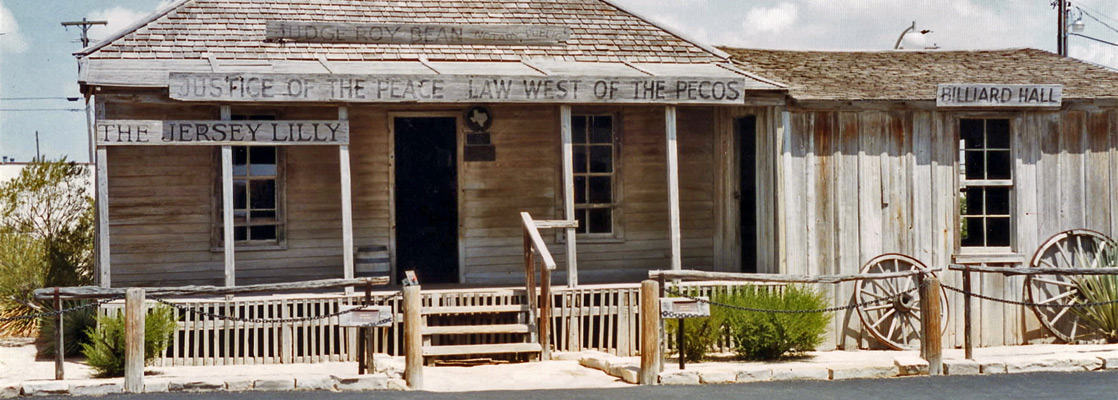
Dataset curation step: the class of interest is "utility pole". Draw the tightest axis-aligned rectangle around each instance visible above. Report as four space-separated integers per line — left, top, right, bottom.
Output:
1057 0 1068 56
35 131 41 162
60 18 107 48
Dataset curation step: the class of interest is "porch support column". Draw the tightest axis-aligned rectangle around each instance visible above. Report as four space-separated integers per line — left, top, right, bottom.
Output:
339 107 355 292
560 105 578 287
665 106 682 271
220 106 235 287
94 98 111 288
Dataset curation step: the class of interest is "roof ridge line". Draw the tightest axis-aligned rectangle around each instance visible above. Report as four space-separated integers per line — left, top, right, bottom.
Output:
75 0 193 57
597 0 730 61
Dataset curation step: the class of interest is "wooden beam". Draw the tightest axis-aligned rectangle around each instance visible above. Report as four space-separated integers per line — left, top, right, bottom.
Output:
560 105 578 287
339 107 354 293
95 146 111 288
403 285 423 390
124 288 145 393
533 220 579 229
220 106 235 287
33 277 389 300
639 280 660 385
648 269 936 284
520 212 557 270
665 107 682 272
948 264 1118 276
921 275 943 375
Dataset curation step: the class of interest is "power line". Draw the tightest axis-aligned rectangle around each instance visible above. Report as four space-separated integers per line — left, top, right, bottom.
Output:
1070 32 1118 47
0 97 81 101
1075 2 1118 26
0 108 84 112
1078 7 1118 36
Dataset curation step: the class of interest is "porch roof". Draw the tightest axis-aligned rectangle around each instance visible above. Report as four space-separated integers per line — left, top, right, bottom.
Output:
722 47 1118 101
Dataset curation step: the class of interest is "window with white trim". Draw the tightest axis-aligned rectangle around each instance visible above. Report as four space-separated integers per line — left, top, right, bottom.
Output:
214 117 285 248
572 115 617 235
959 118 1012 249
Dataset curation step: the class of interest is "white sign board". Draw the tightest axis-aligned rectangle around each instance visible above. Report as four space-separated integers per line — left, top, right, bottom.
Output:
937 84 1063 108
168 73 751 105
338 305 394 327
266 21 571 45
94 120 349 146
660 297 710 318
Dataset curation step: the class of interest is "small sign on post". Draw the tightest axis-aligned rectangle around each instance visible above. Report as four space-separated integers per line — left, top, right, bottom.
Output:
659 297 710 319
338 305 395 327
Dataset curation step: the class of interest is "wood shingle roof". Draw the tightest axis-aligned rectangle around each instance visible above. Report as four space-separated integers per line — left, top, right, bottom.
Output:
722 47 1118 101
81 0 724 64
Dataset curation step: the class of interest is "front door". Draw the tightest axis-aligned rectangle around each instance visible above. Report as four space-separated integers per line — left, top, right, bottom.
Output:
394 117 459 284
737 116 757 273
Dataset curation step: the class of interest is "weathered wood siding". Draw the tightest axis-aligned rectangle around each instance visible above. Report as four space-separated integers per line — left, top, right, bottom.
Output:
102 98 729 286
780 106 1118 349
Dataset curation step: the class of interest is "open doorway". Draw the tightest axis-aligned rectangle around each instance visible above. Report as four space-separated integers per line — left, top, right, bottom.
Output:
737 116 757 273
394 117 459 284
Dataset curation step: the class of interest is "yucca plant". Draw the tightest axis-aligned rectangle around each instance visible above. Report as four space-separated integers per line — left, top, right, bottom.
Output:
1071 241 1118 343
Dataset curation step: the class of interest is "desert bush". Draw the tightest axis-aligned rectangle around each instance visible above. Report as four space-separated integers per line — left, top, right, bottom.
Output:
0 230 48 336
719 284 831 360
665 288 724 362
81 305 177 377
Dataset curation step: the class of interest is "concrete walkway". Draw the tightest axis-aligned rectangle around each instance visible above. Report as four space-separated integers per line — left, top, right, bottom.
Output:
4 340 1118 397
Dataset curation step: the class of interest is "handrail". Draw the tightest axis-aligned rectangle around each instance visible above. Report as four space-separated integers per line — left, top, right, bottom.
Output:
33 277 389 300
520 212 558 270
649 268 940 284
520 212 578 361
948 264 1118 276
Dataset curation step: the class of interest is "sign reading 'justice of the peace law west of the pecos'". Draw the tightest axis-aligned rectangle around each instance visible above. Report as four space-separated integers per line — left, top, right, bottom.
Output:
168 73 751 105
94 120 349 146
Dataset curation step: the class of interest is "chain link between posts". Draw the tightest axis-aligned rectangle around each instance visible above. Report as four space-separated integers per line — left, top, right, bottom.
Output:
0 296 126 322
940 283 1118 309
151 291 403 324
664 283 924 315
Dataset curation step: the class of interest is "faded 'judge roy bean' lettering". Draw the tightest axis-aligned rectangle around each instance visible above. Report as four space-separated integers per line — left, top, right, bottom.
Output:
169 73 750 105
93 120 350 146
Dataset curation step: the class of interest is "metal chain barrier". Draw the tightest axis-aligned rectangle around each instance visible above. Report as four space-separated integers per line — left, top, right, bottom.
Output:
151 291 403 324
664 283 922 315
941 283 1118 309
0 296 126 322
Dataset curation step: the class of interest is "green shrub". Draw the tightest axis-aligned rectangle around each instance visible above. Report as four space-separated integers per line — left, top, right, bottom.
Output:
665 290 724 362
719 285 831 360
36 305 97 358
81 305 177 377
1073 275 1118 343
0 230 47 336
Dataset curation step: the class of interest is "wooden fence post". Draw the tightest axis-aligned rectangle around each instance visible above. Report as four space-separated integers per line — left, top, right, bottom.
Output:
920 275 942 375
540 267 552 361
124 288 145 393
403 285 423 390
54 288 64 381
962 265 973 360
640 280 661 385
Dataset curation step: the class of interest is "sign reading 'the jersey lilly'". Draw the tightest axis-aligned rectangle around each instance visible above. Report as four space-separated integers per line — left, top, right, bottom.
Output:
168 73 751 105
94 120 350 146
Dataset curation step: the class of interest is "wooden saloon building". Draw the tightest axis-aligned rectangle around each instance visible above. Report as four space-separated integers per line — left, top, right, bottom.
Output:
80 0 1118 350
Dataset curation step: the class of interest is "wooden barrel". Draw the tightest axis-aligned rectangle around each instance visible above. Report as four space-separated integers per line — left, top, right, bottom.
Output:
355 245 391 277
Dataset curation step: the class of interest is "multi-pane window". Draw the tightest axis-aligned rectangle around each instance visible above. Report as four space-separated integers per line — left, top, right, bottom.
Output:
216 145 284 246
572 115 616 235
959 118 1012 248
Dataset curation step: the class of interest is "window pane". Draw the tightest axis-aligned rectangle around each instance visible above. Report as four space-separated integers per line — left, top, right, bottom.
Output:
251 210 276 222
234 226 247 241
961 119 984 149
589 145 612 173
250 225 277 241
962 187 983 216
961 217 984 247
987 187 1010 215
233 180 247 209
233 211 247 222
250 180 276 209
590 116 612 144
588 208 612 233
574 176 587 204
589 176 612 203
233 147 248 166
573 146 587 173
572 116 587 144
986 120 1010 148
575 209 587 234
986 217 1011 247
987 151 1012 180
964 151 985 180
249 147 277 176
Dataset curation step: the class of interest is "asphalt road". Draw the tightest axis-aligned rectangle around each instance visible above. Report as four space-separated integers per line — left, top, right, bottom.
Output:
44 370 1118 400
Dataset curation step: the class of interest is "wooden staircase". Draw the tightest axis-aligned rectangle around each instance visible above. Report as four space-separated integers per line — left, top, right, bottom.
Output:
419 301 543 361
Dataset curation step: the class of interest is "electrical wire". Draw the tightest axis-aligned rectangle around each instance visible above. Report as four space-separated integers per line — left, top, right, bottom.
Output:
0 108 83 112
1077 7 1118 36
1075 2 1118 26
0 96 79 101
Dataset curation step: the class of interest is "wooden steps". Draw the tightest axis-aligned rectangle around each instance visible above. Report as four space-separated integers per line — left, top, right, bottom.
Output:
422 342 542 357
423 324 531 335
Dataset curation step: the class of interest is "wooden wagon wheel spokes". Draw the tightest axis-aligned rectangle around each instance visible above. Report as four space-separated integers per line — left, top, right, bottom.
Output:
855 254 950 350
1025 229 1118 343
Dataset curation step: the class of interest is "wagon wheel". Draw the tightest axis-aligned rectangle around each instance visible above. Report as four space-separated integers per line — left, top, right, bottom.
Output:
856 254 949 350
1024 229 1118 343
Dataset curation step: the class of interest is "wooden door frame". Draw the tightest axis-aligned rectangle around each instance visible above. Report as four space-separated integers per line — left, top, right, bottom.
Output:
388 111 465 284
715 107 776 273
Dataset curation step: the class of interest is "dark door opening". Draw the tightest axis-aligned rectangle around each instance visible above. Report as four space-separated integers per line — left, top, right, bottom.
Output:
737 116 757 273
394 117 459 284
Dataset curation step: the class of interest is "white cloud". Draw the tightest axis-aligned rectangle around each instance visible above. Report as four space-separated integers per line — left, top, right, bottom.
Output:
744 3 798 34
1071 42 1118 70
0 2 28 53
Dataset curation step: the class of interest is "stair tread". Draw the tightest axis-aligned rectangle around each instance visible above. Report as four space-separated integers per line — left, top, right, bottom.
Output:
422 342 542 356
422 305 530 314
424 324 532 335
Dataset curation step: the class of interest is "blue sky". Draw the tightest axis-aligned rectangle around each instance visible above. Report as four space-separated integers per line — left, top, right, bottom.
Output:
1 0 1116 163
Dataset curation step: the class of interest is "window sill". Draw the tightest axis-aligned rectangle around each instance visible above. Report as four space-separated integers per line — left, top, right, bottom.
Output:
573 236 625 244
952 252 1025 265
210 243 288 253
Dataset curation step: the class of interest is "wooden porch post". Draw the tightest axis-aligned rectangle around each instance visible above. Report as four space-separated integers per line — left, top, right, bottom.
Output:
220 106 235 287
560 105 578 287
339 107 355 293
94 100 111 288
665 106 682 272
